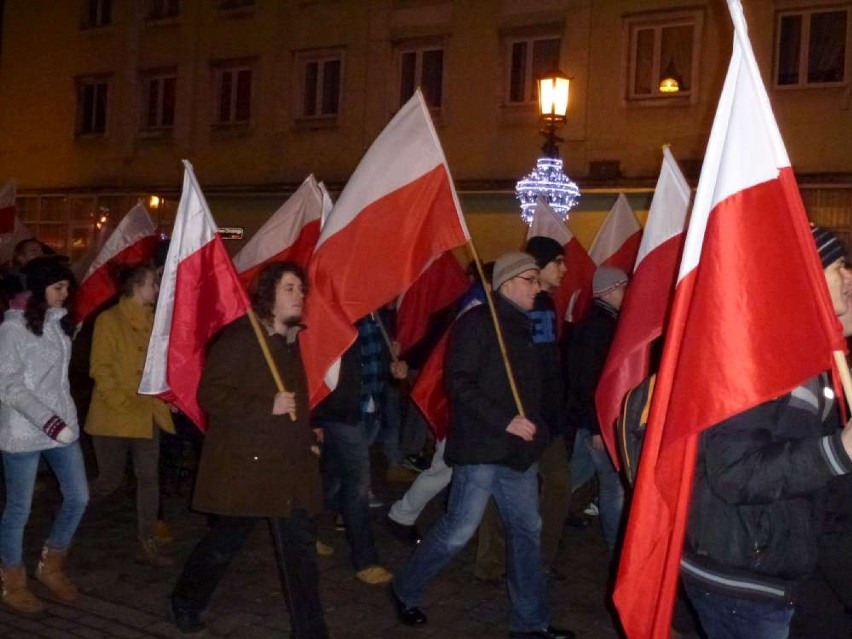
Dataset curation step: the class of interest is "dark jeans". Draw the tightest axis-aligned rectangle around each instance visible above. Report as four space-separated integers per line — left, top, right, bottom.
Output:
172 510 328 639
320 420 379 570
684 581 794 639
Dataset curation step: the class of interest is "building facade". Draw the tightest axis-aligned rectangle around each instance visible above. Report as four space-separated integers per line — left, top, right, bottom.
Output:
0 0 849 260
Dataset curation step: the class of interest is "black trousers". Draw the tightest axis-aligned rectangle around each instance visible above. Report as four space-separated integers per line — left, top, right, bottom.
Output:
172 509 328 639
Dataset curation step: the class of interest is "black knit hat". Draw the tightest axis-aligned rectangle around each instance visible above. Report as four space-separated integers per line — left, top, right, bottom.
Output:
811 226 846 269
20 255 75 296
525 236 564 268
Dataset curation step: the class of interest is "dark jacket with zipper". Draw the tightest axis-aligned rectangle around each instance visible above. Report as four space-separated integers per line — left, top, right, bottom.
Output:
681 374 852 603
444 294 547 472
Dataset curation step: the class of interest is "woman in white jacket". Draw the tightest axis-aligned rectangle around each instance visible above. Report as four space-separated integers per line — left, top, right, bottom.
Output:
0 256 88 614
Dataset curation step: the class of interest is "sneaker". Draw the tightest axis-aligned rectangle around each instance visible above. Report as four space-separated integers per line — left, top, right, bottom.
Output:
355 565 393 585
385 515 421 544
400 454 429 473
136 537 175 567
170 599 207 635
316 540 334 557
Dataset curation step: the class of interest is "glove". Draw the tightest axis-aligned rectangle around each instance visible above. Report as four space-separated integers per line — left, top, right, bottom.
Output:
43 416 74 444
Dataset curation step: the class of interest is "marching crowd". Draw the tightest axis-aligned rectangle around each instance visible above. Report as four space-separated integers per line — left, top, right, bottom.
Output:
0 227 851 639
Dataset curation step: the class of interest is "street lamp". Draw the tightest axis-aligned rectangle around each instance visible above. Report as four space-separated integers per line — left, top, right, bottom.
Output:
515 66 580 224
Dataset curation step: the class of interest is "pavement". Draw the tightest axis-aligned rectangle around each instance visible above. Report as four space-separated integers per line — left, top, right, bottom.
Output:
0 448 622 639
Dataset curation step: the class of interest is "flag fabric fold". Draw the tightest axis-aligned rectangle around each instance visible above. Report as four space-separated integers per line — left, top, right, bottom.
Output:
139 161 251 430
594 148 690 464
301 90 470 406
396 251 469 357
233 174 326 287
0 179 16 234
588 193 642 272
613 2 846 637
73 203 160 324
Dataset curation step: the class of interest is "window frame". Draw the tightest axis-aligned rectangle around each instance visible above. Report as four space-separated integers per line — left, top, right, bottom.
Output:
75 76 110 137
80 0 112 30
296 49 344 121
140 70 177 133
396 42 445 111
774 6 850 89
623 9 703 104
212 61 254 126
503 34 562 107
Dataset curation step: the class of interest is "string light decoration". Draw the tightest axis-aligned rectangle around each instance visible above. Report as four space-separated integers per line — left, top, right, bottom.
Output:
515 156 580 224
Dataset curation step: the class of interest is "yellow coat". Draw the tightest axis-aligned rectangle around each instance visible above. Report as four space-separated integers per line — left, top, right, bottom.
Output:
85 296 174 438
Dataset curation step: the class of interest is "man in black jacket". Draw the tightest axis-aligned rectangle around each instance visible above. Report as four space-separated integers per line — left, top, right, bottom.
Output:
391 251 574 639
681 226 852 638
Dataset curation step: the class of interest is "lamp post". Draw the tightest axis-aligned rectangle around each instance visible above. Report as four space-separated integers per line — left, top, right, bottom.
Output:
515 66 580 224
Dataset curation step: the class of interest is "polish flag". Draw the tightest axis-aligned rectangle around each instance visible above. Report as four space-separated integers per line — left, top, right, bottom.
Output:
0 179 15 234
594 148 690 466
0 180 33 265
73 203 160 324
396 252 469 357
139 161 251 430
589 193 642 272
301 90 470 406
233 174 328 288
613 3 845 637
526 197 596 328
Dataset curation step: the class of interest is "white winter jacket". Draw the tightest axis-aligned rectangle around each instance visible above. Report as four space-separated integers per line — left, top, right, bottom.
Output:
0 308 79 453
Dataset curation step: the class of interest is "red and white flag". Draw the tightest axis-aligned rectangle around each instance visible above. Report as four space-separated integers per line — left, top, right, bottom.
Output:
139 161 251 430
589 193 642 272
594 147 690 464
73 203 160 324
0 179 15 234
396 252 469 357
301 90 470 406
613 3 845 637
0 180 33 265
526 197 596 327
233 174 328 288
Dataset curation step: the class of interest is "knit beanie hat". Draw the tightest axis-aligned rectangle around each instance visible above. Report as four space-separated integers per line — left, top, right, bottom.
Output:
592 265 628 297
20 255 75 296
525 236 564 268
811 226 846 269
492 251 539 290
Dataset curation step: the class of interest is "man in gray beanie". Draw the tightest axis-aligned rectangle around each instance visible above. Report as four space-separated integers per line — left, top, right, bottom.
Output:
392 251 575 639
565 264 629 554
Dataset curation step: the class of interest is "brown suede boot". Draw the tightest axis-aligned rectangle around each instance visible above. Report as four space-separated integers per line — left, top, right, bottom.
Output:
1 564 45 614
136 536 175 567
35 545 79 603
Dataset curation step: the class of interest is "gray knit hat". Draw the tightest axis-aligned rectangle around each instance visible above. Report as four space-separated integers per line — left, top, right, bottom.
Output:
592 265 628 297
492 251 539 290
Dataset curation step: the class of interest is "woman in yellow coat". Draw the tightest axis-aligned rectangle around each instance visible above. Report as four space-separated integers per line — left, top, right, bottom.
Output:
85 264 175 566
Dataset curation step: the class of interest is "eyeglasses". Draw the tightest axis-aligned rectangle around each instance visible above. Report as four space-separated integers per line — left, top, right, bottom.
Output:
515 275 541 287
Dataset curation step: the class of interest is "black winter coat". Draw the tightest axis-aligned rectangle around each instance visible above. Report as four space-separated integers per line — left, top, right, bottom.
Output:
444 295 547 471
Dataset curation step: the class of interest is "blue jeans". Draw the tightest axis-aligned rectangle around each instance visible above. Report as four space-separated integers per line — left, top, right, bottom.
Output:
394 463 549 631
684 581 795 639
320 420 379 570
1 443 89 566
587 438 625 553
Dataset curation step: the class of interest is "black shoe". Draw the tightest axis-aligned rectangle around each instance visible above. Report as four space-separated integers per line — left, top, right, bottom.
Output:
390 585 427 626
509 626 576 639
170 600 207 635
385 515 421 544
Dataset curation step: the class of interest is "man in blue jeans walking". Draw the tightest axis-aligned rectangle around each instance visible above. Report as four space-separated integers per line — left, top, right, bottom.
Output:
392 251 574 639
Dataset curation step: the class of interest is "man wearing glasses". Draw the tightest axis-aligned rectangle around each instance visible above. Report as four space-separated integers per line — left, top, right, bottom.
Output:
392 251 575 639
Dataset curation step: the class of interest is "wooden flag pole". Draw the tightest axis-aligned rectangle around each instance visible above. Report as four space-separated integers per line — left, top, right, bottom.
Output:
246 307 296 421
371 311 399 362
833 350 852 411
466 239 526 418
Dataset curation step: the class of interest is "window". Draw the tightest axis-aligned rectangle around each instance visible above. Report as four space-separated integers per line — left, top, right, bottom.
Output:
298 52 342 118
76 78 109 136
399 46 443 109
81 0 111 29
141 72 176 131
506 36 560 104
146 0 179 21
776 8 848 87
626 12 700 100
214 64 252 124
